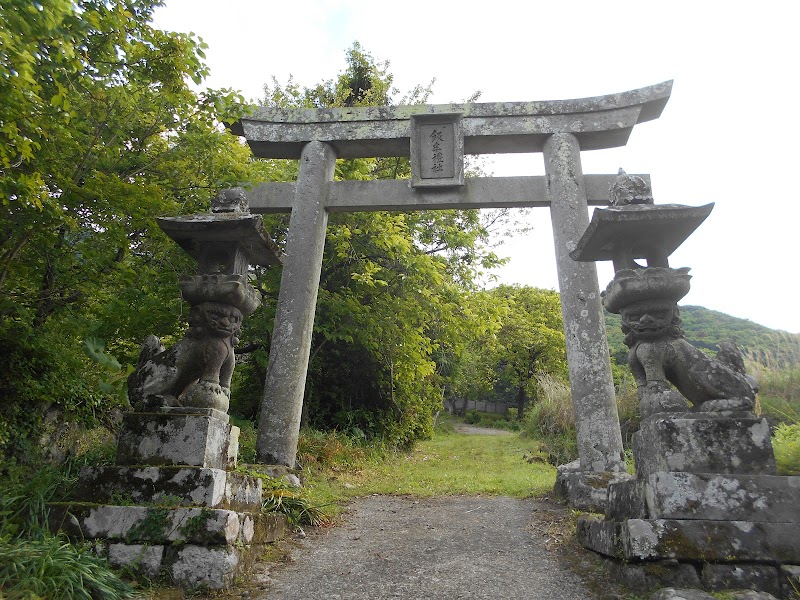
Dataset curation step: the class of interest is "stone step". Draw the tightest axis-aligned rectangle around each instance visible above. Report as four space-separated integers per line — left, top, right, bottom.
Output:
106 542 267 591
72 466 262 511
116 412 239 470
48 503 285 546
633 414 776 479
578 515 800 563
644 472 800 522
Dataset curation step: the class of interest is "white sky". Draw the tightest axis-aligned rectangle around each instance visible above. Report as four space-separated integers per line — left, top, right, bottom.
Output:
153 0 800 333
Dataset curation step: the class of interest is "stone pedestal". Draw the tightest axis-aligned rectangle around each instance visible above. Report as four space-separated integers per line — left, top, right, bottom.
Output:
578 412 800 598
50 411 287 590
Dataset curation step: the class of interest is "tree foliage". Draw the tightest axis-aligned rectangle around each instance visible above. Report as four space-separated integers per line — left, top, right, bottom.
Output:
442 285 567 417
0 0 259 467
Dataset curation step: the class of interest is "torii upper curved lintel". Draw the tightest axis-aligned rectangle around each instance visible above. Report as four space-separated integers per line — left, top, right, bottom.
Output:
230 80 672 159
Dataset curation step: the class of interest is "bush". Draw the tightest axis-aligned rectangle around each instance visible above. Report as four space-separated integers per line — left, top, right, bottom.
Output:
773 422 800 475
463 410 520 432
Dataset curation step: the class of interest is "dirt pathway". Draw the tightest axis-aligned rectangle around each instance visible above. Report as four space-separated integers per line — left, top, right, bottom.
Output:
452 422 514 436
247 495 609 600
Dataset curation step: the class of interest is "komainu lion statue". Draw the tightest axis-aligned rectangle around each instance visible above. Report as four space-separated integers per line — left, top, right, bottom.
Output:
620 299 756 417
127 302 242 413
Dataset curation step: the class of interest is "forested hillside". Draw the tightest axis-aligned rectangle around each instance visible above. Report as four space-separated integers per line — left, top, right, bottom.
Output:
605 305 800 368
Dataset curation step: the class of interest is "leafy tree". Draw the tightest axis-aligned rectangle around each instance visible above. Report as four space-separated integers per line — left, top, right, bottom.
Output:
446 286 567 418
0 0 258 467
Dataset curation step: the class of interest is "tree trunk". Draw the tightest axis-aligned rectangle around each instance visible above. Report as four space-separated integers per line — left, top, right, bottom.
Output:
515 386 526 420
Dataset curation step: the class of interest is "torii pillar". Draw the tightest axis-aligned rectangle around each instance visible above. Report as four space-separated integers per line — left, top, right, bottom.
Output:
545 133 625 473
231 81 673 472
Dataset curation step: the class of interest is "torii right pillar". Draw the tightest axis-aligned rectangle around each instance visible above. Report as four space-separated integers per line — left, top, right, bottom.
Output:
545 132 629 509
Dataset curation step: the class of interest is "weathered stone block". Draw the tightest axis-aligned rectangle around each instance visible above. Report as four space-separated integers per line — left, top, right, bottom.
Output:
700 563 780 596
621 519 800 563
107 543 164 577
51 503 286 546
48 504 285 546
116 412 237 469
169 544 239 590
73 466 262 510
606 561 701 595
554 460 633 512
633 414 776 479
607 477 647 520
576 515 624 558
645 472 800 522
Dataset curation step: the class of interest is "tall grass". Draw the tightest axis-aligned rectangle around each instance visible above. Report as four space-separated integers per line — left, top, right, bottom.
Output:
0 537 139 600
521 374 577 465
0 459 137 599
744 338 800 419
742 340 800 475
773 421 800 475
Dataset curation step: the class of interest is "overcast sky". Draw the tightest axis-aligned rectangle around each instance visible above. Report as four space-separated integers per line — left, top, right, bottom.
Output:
153 1 800 334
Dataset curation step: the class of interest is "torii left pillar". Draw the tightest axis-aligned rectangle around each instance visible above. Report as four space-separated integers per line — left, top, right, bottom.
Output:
256 141 335 466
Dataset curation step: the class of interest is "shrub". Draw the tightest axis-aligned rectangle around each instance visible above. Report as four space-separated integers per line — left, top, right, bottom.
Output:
461 410 521 432
773 422 800 475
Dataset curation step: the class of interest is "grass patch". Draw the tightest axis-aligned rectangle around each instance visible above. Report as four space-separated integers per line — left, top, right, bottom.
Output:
306 429 554 499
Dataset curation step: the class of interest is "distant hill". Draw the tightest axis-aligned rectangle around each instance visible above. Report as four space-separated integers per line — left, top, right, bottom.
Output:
605 305 800 368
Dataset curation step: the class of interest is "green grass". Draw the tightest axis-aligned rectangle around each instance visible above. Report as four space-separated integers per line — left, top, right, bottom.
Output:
0 458 138 600
300 428 554 503
0 536 138 600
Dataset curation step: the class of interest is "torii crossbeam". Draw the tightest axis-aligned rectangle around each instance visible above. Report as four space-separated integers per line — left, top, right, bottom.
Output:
231 81 673 472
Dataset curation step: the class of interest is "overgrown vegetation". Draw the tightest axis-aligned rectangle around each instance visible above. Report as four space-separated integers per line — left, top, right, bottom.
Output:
289 421 554 502
463 409 521 432
0 456 137 599
0 0 253 469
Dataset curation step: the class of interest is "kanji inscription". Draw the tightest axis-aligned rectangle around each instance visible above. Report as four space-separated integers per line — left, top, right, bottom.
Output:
421 124 454 178
410 113 464 188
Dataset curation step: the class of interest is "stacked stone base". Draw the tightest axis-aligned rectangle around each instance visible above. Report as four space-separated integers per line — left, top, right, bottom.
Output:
50 411 287 590
554 459 634 512
577 411 800 598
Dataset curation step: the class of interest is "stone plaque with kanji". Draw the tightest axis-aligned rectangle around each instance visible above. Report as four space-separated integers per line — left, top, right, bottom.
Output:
410 113 464 188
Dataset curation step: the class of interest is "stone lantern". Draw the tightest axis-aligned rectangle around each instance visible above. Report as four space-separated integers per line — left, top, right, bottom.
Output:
49 189 287 591
569 170 755 418
569 171 800 597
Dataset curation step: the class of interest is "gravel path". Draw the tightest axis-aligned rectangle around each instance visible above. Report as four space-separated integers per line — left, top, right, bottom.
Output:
452 422 514 436
250 495 606 600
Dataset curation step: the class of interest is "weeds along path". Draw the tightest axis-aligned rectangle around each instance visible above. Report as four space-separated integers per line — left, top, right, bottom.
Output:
252 495 603 600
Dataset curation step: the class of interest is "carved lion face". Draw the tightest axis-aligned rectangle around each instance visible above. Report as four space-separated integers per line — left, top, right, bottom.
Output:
620 300 678 343
189 302 243 344
204 304 242 342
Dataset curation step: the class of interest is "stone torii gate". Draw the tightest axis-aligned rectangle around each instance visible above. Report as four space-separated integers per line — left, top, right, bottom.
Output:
230 81 673 471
